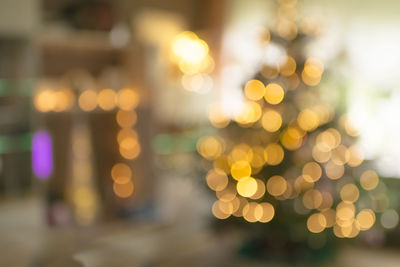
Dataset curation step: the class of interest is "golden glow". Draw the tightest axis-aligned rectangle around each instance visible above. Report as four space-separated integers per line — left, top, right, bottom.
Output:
331 145 350 165
172 31 209 66
347 145 364 167
324 161 345 180
294 175 314 194
261 110 282 132
297 109 319 131
321 208 336 227
116 110 137 128
302 189 323 209
360 170 379 191
117 88 139 110
250 179 266 199
277 19 298 40
267 175 287 196
307 213 326 233
280 56 296 76
212 200 232 219
117 128 138 144
206 169 229 192
264 143 284 165
53 89 75 112
79 90 97 111
259 202 275 223
97 89 116 110
197 136 224 160
113 180 134 198
318 192 333 211
243 202 263 222
237 177 258 197
216 185 237 202
231 160 252 180
281 127 303 150
229 144 253 163
302 162 322 182
340 184 359 203
312 145 331 163
120 139 141 159
208 105 230 128
302 58 324 86
34 90 56 112
111 163 132 184
264 83 284 105
244 80 265 101
356 209 375 231
235 101 262 124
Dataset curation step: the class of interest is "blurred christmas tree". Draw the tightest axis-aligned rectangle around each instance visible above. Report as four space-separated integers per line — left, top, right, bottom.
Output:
197 0 392 262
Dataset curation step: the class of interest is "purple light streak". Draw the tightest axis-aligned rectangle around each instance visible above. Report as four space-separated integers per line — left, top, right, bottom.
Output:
32 130 53 179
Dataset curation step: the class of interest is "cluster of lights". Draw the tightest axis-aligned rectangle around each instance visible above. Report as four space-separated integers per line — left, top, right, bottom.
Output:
199 6 396 238
34 86 140 113
171 31 214 94
111 89 140 198
34 84 141 200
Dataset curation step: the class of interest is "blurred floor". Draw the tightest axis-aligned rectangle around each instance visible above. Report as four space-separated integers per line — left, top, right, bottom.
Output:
1 196 400 267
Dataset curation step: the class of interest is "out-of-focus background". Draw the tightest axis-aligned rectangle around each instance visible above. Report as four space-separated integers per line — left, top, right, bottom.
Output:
2 0 400 266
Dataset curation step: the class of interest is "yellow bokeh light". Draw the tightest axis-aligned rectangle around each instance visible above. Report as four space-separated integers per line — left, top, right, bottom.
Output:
347 145 364 167
280 56 296 76
259 202 275 223
250 179 266 199
321 208 336 227
97 89 116 111
231 160 252 180
111 163 132 184
331 145 350 165
294 175 314 194
113 180 134 198
297 109 319 131
34 89 56 112
172 31 209 66
303 189 323 209
302 58 324 86
324 161 345 180
212 200 231 219
360 170 379 191
216 185 237 202
261 110 282 132
307 213 326 233
264 83 285 105
79 90 97 111
267 175 287 197
206 169 229 192
117 128 138 145
235 101 262 124
340 184 359 203
243 202 263 222
119 139 141 159
237 177 258 197
116 110 137 128
356 209 375 231
277 19 298 40
117 88 139 111
318 192 333 211
281 127 303 150
53 89 75 112
229 144 253 163
302 162 322 182
264 143 284 165
244 80 265 101
312 145 331 163
208 105 230 128
197 136 224 160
